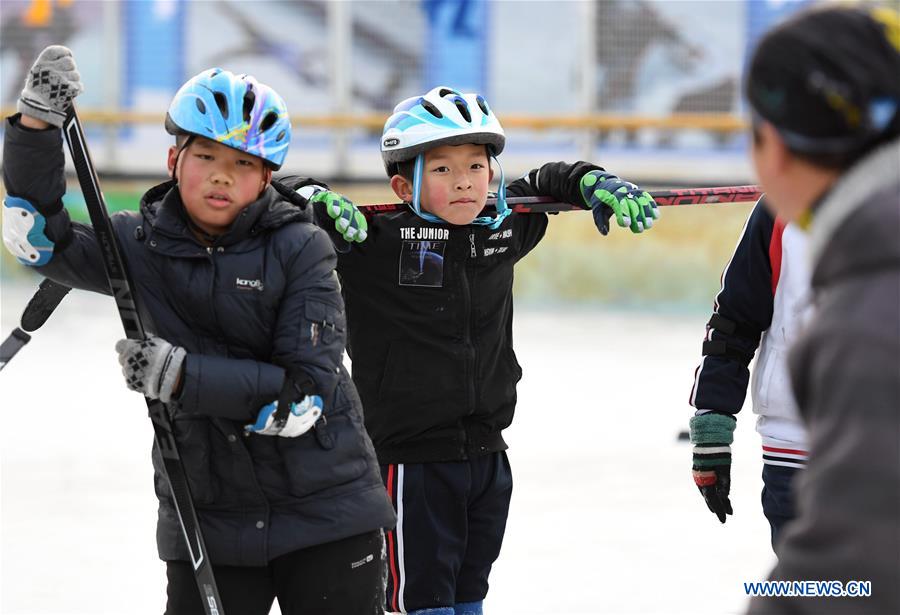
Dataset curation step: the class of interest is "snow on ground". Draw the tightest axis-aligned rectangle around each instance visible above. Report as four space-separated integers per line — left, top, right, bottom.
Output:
1 284 774 614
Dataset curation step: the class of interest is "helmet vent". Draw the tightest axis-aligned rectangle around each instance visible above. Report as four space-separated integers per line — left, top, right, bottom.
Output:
453 99 471 123
243 88 256 123
438 88 457 98
195 98 206 114
276 129 287 142
260 111 279 133
213 91 229 120
476 95 490 116
421 99 443 119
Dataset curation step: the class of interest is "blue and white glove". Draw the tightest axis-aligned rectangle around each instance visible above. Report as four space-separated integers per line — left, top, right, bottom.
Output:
580 170 660 235
18 45 84 128
245 395 323 437
307 190 368 243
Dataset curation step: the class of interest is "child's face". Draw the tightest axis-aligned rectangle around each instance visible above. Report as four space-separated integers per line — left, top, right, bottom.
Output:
391 143 493 226
167 137 271 236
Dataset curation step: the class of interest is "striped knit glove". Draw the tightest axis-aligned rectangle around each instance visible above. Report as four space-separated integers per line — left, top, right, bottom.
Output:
18 46 84 128
689 412 736 523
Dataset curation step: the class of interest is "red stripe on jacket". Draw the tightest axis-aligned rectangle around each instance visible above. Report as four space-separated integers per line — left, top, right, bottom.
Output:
763 445 808 456
769 216 786 295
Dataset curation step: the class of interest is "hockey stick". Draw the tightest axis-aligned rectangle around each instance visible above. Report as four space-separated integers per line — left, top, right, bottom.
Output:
0 279 71 372
62 107 224 615
358 185 762 215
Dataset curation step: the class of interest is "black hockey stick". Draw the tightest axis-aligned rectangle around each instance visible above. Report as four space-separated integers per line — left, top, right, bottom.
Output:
62 106 224 615
0 279 71 372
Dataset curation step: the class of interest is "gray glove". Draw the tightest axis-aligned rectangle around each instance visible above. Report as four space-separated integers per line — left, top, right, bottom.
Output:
17 45 84 128
115 336 186 403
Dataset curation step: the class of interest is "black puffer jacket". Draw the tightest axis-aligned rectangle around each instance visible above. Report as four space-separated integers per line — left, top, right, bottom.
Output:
2 116 396 566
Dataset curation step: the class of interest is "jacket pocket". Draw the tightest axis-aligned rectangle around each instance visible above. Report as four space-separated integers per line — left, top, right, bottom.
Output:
759 346 799 419
276 409 368 498
377 340 465 404
163 416 217 505
506 346 523 382
303 298 346 347
475 346 521 421
755 347 781 411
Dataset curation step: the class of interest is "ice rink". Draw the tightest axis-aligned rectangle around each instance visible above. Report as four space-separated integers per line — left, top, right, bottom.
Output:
1 283 775 614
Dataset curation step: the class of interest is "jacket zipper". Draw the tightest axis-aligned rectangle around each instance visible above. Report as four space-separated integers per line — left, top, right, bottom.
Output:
206 245 224 340
460 232 478 454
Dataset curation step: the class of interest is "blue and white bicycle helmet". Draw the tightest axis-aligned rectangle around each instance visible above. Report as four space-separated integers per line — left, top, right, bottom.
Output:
166 68 291 170
381 86 509 228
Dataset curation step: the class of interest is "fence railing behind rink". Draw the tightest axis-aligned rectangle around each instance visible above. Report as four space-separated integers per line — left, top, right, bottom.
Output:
0 107 747 133
0 105 749 178
0 0 777 179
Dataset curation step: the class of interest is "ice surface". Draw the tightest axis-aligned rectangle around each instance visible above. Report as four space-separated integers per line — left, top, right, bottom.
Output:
1 284 774 614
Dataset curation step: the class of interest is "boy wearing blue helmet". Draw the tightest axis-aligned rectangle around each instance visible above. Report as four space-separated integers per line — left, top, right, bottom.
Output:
304 86 660 615
2 46 395 613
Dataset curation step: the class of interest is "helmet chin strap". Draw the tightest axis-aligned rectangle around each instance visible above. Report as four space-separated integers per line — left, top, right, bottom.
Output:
411 153 445 224
171 134 196 184
409 152 511 230
482 154 511 229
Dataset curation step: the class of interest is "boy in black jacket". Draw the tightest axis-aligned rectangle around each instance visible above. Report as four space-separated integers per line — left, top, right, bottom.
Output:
2 46 395 614
308 86 660 615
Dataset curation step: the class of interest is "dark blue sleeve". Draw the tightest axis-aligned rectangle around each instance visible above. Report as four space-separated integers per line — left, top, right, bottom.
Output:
689 200 775 415
178 226 344 420
3 113 123 294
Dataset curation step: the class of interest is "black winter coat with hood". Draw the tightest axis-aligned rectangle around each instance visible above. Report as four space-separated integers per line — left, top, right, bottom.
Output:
310 161 602 464
2 115 396 566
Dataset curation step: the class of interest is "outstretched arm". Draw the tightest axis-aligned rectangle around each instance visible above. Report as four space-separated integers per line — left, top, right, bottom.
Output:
506 161 660 235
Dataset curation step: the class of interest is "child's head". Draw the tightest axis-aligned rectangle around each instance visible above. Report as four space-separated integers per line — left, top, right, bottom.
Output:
390 142 493 226
164 68 291 236
381 87 508 227
746 6 900 221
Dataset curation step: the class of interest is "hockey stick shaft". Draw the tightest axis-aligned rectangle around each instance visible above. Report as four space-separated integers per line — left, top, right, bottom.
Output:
62 107 224 615
358 185 762 215
0 279 71 372
0 328 30 372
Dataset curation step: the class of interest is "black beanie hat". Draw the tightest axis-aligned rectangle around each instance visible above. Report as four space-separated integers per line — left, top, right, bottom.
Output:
746 6 900 155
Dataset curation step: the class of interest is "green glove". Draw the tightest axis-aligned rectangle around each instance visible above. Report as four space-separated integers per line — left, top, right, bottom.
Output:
579 170 659 235
309 190 368 243
689 412 736 524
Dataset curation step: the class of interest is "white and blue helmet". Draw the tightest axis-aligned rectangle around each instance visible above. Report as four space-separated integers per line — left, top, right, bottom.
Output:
381 86 509 228
165 68 291 170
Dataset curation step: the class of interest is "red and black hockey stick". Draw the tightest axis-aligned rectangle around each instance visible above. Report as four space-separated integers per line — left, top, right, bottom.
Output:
358 184 762 215
3 183 760 375
62 106 225 615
